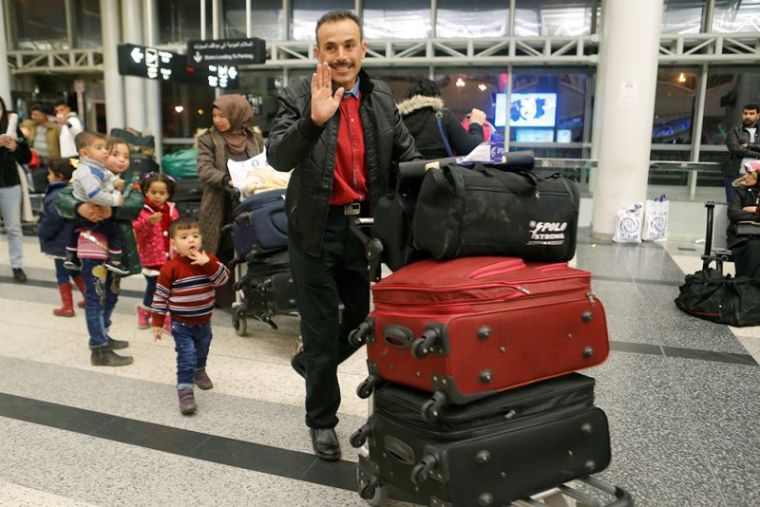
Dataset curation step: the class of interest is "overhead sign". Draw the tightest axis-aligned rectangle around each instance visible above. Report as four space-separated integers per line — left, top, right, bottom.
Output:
117 43 239 89
187 38 266 66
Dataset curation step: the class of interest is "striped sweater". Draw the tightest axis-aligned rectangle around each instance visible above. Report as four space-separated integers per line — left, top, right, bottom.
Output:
151 254 230 327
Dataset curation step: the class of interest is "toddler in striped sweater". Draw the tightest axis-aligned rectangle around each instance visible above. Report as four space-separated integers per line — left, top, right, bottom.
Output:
151 217 230 415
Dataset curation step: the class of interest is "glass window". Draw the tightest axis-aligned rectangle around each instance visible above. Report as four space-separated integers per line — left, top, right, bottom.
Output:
369 68 433 103
661 0 704 34
292 0 354 42
236 71 287 137
652 68 698 144
702 69 760 145
223 0 284 41
713 0 760 33
158 0 212 44
436 0 509 38
509 71 590 144
72 0 102 48
514 0 592 37
363 0 431 39
13 0 68 49
161 82 215 139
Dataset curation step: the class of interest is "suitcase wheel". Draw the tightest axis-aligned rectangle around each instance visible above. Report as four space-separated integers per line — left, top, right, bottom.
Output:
410 453 439 485
356 375 382 399
348 319 373 348
350 423 372 448
232 308 248 337
357 473 387 506
411 326 441 359
420 391 447 422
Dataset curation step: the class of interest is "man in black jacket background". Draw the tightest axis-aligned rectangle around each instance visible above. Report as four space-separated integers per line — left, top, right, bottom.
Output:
266 10 419 461
725 103 760 201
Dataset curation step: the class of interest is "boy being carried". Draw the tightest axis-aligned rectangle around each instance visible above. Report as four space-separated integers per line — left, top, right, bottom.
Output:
64 131 129 275
151 218 230 415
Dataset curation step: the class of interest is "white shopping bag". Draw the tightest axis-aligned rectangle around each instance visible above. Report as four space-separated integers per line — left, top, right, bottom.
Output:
226 148 290 199
642 194 668 241
612 202 644 243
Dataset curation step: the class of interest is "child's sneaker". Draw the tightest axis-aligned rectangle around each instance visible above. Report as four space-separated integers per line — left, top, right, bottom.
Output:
193 368 214 390
104 259 130 276
177 388 197 415
137 305 151 329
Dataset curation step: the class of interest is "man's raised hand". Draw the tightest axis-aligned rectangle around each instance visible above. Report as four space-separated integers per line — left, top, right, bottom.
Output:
310 62 344 127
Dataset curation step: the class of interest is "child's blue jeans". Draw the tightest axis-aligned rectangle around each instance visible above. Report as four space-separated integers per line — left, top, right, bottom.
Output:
172 320 212 389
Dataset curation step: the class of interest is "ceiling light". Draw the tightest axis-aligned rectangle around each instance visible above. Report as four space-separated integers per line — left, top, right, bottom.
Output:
677 72 686 83
174 105 185 113
456 78 465 88
478 84 487 91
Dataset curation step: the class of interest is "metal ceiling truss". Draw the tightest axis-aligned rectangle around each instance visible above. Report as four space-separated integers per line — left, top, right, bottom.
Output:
7 48 104 74
6 33 760 74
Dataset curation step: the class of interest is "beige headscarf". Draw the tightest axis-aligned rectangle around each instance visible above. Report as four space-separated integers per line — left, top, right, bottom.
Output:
213 94 252 155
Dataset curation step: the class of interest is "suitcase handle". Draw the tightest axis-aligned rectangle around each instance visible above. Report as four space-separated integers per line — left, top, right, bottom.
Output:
383 324 414 349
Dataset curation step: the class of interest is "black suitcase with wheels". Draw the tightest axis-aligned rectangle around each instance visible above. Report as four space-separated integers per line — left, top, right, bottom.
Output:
351 373 611 507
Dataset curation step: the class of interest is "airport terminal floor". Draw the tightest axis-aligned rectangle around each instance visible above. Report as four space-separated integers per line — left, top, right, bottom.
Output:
0 229 758 507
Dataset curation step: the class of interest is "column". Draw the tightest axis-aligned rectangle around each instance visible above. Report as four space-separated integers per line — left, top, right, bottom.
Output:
591 0 664 239
122 0 147 131
100 0 125 131
0 1 12 106
143 0 162 160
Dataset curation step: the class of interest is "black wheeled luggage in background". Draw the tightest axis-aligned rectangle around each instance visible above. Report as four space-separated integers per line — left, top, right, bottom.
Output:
173 178 204 219
351 373 611 507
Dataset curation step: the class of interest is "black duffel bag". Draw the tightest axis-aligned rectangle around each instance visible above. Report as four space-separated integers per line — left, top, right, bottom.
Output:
675 268 760 326
412 162 579 262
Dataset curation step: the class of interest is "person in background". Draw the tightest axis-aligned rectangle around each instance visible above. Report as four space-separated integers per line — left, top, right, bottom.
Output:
54 100 84 158
725 103 760 202
398 78 486 159
37 158 87 316
267 10 419 461
727 160 760 280
133 173 179 331
21 103 60 193
0 96 32 282
196 94 263 307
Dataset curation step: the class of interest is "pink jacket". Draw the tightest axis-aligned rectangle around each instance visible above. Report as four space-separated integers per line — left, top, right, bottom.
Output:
132 201 179 268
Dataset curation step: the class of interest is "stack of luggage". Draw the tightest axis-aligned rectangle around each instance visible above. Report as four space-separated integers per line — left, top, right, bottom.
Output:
347 153 632 506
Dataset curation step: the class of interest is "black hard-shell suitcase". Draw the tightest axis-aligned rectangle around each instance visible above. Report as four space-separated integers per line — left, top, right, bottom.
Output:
350 373 611 507
173 178 204 219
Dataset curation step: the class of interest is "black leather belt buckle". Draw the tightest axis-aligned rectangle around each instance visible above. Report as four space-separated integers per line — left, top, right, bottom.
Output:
344 202 361 216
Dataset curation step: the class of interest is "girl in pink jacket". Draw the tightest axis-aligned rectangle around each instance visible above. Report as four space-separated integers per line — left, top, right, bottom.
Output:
132 173 179 329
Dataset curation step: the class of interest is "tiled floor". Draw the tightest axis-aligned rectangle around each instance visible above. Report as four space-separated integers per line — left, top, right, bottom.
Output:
0 232 758 507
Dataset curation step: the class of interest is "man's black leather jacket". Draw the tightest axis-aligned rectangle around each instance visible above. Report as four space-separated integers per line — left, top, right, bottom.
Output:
266 69 419 256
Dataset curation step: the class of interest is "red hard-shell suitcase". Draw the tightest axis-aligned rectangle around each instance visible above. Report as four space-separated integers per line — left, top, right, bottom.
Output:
350 257 609 419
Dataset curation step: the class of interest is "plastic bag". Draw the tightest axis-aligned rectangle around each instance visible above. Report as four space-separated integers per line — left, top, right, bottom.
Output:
642 194 668 241
612 202 644 243
227 148 290 199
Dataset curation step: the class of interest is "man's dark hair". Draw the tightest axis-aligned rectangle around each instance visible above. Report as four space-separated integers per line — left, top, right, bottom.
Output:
743 103 760 113
47 158 75 181
169 217 201 238
315 10 362 45
74 130 107 152
54 100 70 109
404 79 441 100
29 102 50 115
142 172 175 200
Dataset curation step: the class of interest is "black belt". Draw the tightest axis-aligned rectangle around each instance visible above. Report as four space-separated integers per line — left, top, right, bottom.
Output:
328 201 368 217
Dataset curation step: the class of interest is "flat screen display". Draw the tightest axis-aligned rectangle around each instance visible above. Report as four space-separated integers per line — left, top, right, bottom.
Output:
510 93 557 127
515 128 554 143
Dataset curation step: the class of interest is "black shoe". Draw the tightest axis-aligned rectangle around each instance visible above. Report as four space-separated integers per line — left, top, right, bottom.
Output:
104 260 129 276
291 351 306 378
11 268 27 283
106 336 130 350
90 347 134 367
310 428 341 461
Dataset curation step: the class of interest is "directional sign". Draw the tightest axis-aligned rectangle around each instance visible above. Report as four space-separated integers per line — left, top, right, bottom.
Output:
187 38 266 66
117 43 239 89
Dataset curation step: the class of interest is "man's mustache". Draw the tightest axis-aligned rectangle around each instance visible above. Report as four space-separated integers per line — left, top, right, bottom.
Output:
330 60 353 68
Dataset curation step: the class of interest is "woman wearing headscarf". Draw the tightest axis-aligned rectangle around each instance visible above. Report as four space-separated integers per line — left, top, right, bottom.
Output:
197 94 263 256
